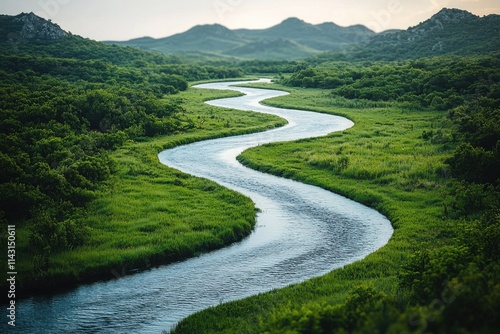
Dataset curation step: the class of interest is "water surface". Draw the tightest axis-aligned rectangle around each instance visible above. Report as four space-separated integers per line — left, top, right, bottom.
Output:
7 80 392 333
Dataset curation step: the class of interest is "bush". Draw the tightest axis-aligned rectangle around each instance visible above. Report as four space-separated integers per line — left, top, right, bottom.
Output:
264 286 399 334
446 143 499 184
397 213 500 333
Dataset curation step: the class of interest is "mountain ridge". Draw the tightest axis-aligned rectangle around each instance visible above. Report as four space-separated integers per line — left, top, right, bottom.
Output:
1 9 498 61
107 8 499 60
315 8 500 61
106 17 376 60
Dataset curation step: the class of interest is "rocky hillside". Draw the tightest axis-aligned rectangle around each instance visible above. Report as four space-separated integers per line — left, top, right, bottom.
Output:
317 8 500 61
0 12 68 43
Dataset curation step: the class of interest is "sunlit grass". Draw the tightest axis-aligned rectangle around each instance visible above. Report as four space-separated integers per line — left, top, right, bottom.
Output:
15 86 286 293
171 85 456 333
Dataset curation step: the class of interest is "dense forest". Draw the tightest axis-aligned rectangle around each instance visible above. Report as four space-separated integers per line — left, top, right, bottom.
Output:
0 36 247 278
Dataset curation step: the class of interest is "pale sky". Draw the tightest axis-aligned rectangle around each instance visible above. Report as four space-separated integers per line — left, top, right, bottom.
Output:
1 0 499 41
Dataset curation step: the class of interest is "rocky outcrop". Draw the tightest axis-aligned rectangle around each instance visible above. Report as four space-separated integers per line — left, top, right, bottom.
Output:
10 12 68 41
353 8 500 60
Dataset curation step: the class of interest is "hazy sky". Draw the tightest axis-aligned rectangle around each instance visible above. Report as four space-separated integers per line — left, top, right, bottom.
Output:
1 0 499 41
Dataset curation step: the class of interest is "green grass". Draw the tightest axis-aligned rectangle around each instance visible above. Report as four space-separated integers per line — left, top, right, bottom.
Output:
13 86 286 295
171 85 457 333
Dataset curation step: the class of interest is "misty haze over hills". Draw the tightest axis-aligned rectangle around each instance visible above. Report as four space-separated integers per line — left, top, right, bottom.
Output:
1 8 499 61
106 17 375 60
105 8 500 60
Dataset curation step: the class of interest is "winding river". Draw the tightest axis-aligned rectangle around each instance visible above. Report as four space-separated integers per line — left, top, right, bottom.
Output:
6 80 393 333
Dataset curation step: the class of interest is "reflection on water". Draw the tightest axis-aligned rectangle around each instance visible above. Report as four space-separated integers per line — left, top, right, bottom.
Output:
7 80 392 334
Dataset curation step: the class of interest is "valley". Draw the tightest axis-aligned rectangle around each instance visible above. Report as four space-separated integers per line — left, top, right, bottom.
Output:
0 6 499 334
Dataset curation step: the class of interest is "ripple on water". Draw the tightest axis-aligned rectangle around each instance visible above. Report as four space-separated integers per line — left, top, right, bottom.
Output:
8 80 392 334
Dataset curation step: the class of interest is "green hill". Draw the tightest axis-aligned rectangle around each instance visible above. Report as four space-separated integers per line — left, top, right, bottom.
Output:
225 38 320 60
107 8 499 61
106 17 375 60
315 8 500 61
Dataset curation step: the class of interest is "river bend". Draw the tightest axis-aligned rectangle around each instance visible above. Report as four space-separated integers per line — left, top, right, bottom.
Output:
8 80 393 333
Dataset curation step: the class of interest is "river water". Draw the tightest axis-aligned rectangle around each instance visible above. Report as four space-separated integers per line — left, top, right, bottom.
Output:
6 80 392 333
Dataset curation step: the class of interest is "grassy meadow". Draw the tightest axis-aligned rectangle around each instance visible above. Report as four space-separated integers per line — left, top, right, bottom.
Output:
12 85 286 295
171 84 461 333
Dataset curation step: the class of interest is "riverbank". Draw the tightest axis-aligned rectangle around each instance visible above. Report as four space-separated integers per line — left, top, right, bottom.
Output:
8 81 395 334
8 84 287 297
171 84 455 333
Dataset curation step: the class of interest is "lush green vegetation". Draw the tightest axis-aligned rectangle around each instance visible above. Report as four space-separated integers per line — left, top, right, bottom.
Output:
14 87 284 294
2 11 499 332
313 9 500 62
2 29 245 79
171 55 499 333
0 37 285 295
282 54 500 110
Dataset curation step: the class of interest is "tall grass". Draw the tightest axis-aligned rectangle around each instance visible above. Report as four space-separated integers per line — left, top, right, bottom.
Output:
171 86 456 333
14 86 286 295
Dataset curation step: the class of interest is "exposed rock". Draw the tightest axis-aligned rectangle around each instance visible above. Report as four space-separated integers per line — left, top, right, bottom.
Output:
12 12 68 41
430 8 478 24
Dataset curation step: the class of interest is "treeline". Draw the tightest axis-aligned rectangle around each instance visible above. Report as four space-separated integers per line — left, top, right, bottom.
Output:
0 55 189 95
281 54 500 110
3 35 177 66
236 60 302 74
3 34 245 80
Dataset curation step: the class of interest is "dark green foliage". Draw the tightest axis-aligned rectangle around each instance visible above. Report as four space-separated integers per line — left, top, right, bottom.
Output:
398 213 500 333
444 181 499 218
237 60 303 74
446 101 500 185
400 246 470 304
262 286 398 334
0 33 245 277
281 54 500 111
446 143 499 184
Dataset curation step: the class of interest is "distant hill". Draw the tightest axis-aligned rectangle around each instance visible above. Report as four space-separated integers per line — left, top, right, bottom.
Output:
106 18 376 60
226 38 319 60
107 8 500 61
316 8 500 61
121 24 244 53
2 9 498 63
